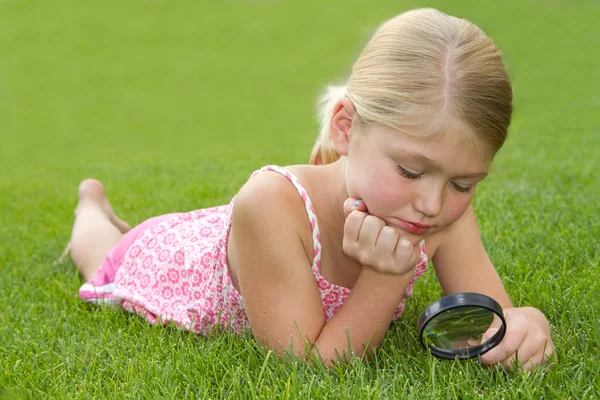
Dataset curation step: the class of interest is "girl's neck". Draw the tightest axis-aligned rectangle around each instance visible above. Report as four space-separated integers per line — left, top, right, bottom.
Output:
304 159 348 252
286 159 365 288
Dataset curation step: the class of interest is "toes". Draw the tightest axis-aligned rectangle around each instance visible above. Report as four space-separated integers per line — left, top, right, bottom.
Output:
78 179 106 202
75 179 131 232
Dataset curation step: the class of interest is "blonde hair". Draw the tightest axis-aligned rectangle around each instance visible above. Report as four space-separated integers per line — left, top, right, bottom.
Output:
310 8 513 165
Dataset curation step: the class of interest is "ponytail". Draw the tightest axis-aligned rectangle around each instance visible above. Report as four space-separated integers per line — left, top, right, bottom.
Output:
309 85 348 165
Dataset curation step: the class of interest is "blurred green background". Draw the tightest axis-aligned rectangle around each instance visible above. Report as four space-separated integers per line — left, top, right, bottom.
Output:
1 0 599 398
2 0 597 173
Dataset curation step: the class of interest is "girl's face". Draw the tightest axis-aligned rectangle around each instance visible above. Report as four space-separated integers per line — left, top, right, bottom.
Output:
343 123 491 243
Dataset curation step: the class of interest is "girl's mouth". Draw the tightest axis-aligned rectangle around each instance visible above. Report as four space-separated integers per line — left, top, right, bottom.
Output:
389 218 432 235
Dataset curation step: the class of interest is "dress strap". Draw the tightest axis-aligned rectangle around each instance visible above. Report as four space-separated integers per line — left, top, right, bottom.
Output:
250 165 322 272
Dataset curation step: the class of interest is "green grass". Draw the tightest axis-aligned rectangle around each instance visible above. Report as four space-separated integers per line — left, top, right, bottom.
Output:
1 0 599 398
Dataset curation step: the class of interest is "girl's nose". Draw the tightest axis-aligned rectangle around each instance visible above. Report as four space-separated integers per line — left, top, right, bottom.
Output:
412 185 443 217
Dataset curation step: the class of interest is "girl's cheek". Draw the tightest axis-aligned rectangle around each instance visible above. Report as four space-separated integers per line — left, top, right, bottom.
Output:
363 176 407 214
444 197 473 225
344 178 362 200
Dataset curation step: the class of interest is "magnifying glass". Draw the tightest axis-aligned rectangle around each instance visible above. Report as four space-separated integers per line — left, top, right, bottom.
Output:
417 292 506 360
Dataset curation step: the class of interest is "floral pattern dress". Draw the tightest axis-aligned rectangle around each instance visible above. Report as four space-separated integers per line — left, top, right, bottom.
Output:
79 165 429 334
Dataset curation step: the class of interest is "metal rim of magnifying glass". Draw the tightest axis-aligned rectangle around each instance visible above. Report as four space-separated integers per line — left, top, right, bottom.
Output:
417 292 506 360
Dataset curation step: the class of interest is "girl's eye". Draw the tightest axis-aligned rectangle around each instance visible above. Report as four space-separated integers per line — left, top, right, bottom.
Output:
451 181 473 193
396 164 423 180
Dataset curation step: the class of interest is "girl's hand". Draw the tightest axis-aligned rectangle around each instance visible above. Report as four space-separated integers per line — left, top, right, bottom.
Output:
342 198 420 276
479 307 554 372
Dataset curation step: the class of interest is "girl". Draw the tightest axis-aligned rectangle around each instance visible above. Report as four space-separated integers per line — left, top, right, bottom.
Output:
65 8 553 371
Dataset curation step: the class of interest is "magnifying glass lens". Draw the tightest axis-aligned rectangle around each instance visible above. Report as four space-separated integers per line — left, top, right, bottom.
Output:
422 306 495 350
417 292 506 359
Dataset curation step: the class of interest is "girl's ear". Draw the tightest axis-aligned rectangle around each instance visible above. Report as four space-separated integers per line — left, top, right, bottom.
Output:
330 98 356 156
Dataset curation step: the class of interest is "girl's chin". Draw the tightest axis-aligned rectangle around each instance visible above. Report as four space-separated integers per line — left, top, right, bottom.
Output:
390 226 439 244
389 226 423 242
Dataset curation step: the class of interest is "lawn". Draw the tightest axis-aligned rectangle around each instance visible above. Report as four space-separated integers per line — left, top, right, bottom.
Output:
0 0 598 398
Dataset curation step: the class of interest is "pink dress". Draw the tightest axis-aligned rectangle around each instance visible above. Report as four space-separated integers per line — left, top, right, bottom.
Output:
79 165 429 335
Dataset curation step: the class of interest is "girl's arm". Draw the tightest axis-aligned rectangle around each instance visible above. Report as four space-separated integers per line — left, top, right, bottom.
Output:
431 205 513 307
314 267 415 362
230 173 416 364
432 205 553 371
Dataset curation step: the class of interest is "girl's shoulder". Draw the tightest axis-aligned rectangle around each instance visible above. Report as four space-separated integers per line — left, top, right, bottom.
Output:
236 165 311 208
233 166 315 260
235 166 309 222
235 164 318 217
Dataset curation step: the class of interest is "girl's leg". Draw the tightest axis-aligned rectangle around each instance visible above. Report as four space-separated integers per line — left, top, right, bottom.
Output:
68 179 131 280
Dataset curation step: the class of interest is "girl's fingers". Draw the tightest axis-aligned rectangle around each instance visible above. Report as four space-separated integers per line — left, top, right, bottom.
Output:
343 198 357 219
342 198 368 245
389 236 420 275
501 334 539 371
479 325 527 367
504 333 553 371
341 198 419 275
393 236 419 262
479 308 554 372
357 215 386 250
479 314 503 345
343 198 367 219
343 210 367 244
374 226 399 255
526 347 553 372
488 313 504 331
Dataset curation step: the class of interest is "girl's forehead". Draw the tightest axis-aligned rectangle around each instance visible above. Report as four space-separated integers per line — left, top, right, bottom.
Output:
367 124 493 174
371 122 493 163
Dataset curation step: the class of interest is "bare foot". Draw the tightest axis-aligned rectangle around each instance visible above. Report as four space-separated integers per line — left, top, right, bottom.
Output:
75 179 131 233
57 179 131 265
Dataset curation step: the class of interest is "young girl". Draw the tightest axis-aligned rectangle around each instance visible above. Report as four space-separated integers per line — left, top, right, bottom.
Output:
66 8 553 371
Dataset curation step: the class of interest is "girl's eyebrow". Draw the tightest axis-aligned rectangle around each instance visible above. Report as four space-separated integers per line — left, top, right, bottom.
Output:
396 148 441 167
456 171 489 179
396 149 489 179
